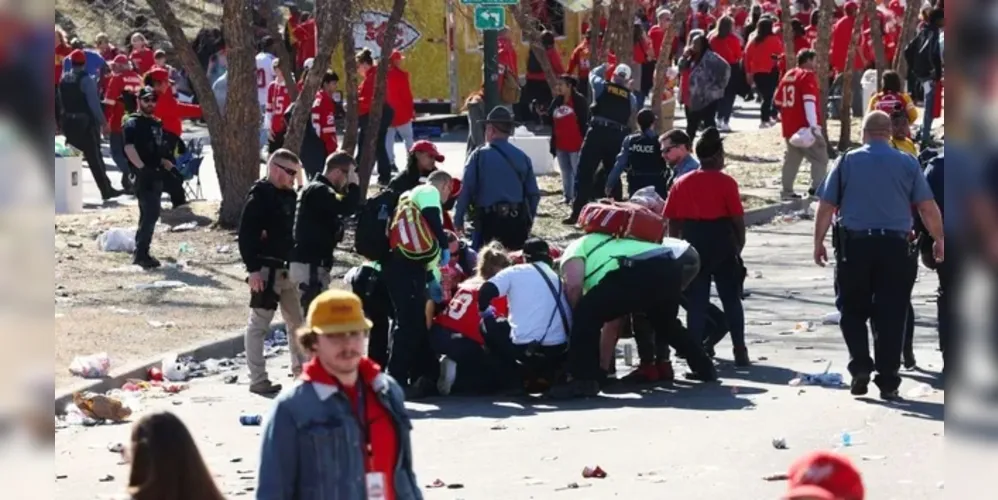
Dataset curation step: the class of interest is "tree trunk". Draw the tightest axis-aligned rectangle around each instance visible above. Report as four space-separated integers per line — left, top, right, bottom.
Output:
281 0 343 155
813 0 836 145
512 1 559 91
894 0 920 76
651 0 690 132
586 1 603 76
862 0 887 83
147 0 260 228
603 0 627 60
261 0 299 102
837 6 867 151
778 0 796 70
341 11 360 155
356 0 407 196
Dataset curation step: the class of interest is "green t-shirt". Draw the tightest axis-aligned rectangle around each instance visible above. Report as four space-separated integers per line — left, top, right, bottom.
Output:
560 233 664 293
401 184 444 277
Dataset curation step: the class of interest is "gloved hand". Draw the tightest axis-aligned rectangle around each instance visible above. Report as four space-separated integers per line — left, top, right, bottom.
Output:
428 279 444 304
440 249 451 266
480 305 497 320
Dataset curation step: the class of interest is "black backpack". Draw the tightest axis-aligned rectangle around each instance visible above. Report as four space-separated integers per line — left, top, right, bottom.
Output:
354 187 402 261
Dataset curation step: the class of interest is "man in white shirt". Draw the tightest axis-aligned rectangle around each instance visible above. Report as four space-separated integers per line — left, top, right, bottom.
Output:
255 37 278 150
477 238 570 391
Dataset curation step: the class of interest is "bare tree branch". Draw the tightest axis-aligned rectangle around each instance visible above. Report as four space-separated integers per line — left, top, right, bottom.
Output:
813 0 836 144
341 7 360 155
260 0 299 102
894 0 920 75
778 0 797 70
651 0 690 132
586 1 604 74
862 0 888 83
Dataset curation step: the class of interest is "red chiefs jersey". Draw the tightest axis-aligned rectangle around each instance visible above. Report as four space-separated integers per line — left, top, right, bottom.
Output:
774 67 820 139
103 71 143 133
552 102 583 153
433 283 509 345
130 48 155 75
266 80 290 133
870 90 905 115
311 90 338 155
293 19 317 69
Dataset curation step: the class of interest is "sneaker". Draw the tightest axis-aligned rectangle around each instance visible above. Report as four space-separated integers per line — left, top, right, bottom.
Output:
404 376 437 400
437 357 458 396
760 122 773 129
850 374 870 396
102 188 124 201
684 367 718 382
620 363 660 384
718 121 732 133
781 192 802 201
880 389 902 402
548 379 601 399
133 255 161 270
655 361 675 382
249 379 282 395
903 351 917 370
807 187 817 198
733 348 751 367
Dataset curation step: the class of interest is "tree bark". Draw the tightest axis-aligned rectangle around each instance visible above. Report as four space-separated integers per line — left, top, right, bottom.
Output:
261 0 299 102
147 0 260 228
813 0 836 144
511 1 560 91
778 0 796 70
586 1 603 75
894 0 920 76
281 0 343 155
837 6 867 151
356 0 407 195
862 0 887 82
651 0 690 132
341 10 360 155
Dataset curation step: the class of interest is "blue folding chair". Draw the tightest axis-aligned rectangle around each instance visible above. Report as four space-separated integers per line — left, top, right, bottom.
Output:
175 138 205 200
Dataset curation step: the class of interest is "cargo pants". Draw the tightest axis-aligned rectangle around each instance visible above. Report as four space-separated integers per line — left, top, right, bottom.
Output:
245 266 306 385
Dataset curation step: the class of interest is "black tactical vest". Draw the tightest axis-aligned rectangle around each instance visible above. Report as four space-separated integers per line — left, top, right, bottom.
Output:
590 80 632 126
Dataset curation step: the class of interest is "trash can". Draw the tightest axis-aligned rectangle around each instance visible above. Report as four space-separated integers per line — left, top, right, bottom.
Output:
660 97 676 131
55 157 84 214
508 135 555 175
861 69 878 114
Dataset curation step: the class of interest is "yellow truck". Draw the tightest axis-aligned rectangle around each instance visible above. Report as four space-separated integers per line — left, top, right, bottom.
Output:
328 0 588 115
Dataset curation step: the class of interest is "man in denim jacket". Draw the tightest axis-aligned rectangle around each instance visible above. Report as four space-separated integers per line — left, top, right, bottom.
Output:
257 290 423 500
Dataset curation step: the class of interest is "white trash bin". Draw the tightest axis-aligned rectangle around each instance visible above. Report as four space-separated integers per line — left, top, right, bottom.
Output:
861 69 879 114
507 136 555 175
55 156 84 214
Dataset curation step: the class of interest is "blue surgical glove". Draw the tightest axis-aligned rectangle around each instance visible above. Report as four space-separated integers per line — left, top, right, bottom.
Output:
428 279 444 303
480 305 497 320
440 249 451 266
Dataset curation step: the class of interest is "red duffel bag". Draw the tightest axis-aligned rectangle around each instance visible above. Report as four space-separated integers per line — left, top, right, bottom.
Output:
578 200 667 243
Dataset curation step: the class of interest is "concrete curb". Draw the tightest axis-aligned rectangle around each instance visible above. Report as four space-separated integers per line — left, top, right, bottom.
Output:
53 325 283 414
744 198 809 226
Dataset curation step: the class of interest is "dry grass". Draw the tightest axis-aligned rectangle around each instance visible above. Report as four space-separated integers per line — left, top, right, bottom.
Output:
55 0 223 46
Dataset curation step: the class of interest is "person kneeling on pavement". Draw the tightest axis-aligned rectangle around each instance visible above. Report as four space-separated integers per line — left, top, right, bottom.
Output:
431 242 513 395
552 233 717 399
257 290 423 500
477 238 571 394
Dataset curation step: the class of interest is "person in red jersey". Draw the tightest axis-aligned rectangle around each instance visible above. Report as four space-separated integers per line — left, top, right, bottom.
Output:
524 30 564 123
805 10 819 46
385 50 416 166
292 14 317 72
709 15 744 131
355 48 395 185
431 242 512 395
265 58 291 154
54 27 72 86
743 17 784 127
146 67 200 208
566 28 605 98
95 32 120 62
103 55 144 193
309 70 339 179
774 49 828 200
793 0 814 27
829 1 866 117
129 33 155 75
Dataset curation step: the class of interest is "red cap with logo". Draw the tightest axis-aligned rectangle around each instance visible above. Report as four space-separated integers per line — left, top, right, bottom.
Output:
390 50 404 62
69 50 87 65
146 67 171 82
784 451 865 500
112 54 129 65
409 140 445 162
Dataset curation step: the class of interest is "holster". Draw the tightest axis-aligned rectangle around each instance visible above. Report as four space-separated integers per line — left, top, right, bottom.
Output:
832 223 848 262
250 267 280 311
298 264 323 311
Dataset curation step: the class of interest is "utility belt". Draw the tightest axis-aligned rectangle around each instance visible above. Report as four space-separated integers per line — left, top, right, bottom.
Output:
296 262 326 310
480 202 526 219
249 265 284 311
832 225 912 262
590 117 630 131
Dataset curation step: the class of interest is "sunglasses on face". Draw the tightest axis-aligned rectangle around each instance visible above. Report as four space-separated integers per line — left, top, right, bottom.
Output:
274 163 299 176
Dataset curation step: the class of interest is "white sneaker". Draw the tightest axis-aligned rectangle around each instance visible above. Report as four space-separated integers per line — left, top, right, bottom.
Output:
437 357 458 396
760 122 773 129
719 121 732 133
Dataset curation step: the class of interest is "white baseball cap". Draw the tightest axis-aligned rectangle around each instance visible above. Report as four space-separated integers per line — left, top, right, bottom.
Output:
303 58 315 70
613 63 632 80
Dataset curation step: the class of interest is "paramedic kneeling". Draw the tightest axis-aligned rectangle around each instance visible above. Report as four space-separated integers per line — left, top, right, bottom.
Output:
552 234 716 399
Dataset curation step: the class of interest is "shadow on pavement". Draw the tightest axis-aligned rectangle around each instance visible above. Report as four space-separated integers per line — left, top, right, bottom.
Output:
858 396 944 422
715 361 802 386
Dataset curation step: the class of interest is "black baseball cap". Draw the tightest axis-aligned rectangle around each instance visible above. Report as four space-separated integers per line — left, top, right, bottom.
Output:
139 86 157 100
522 238 551 263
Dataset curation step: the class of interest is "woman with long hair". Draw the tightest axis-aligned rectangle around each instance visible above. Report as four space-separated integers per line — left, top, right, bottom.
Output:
388 139 444 193
463 89 486 153
127 411 226 500
708 16 744 131
743 17 784 127
678 31 731 141
355 48 396 186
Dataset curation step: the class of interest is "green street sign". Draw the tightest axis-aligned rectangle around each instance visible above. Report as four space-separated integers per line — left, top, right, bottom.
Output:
462 0 516 5
474 5 506 31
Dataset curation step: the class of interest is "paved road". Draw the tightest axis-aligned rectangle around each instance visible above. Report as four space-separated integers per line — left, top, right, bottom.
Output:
54 220 945 499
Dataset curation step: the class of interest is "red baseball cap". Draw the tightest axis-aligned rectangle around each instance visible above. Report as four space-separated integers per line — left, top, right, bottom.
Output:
146 67 171 82
390 50 404 62
844 1 859 12
112 54 129 65
69 50 86 65
409 140 444 162
784 451 865 500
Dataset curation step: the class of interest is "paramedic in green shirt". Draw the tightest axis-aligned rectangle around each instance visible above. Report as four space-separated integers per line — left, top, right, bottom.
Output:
551 234 716 399
384 170 453 399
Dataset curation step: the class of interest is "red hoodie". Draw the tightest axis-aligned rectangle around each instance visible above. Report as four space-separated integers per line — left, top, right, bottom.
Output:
153 88 202 137
386 66 414 126
293 19 317 70
357 65 376 117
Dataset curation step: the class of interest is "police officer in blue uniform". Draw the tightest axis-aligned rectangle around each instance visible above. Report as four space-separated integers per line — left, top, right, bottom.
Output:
605 108 671 199
565 63 640 224
813 111 945 401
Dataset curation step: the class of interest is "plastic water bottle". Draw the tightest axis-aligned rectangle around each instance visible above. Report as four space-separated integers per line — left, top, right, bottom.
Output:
240 414 262 426
841 432 852 447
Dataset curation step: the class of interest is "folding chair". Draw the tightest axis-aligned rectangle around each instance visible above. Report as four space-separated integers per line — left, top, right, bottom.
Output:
175 138 205 200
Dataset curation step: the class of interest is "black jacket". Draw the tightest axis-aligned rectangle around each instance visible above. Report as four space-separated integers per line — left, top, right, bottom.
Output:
906 25 943 81
387 168 422 194
291 175 361 268
544 92 589 156
238 179 298 273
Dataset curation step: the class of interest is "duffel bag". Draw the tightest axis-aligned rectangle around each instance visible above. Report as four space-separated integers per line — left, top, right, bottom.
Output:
579 199 667 243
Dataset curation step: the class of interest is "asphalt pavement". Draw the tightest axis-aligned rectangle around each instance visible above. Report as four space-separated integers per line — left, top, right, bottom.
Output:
54 220 945 499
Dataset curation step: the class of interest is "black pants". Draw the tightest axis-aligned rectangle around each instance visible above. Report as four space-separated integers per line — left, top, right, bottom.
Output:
753 69 780 123
384 255 437 386
429 324 506 393
358 105 395 184
902 251 918 360
684 99 720 142
134 173 164 258
349 264 393 369
568 253 713 381
836 233 917 392
162 132 189 207
481 317 565 387
520 79 552 123
570 122 628 220
475 209 530 251
63 118 116 199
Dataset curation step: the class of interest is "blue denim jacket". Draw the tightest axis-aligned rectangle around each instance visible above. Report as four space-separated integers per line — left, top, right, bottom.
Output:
256 373 423 500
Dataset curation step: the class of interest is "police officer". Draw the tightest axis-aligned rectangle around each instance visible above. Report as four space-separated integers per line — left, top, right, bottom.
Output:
565 63 640 224
122 87 173 269
59 49 121 201
553 233 716 398
813 111 944 401
238 149 306 394
454 106 541 251
605 108 671 199
290 151 361 315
